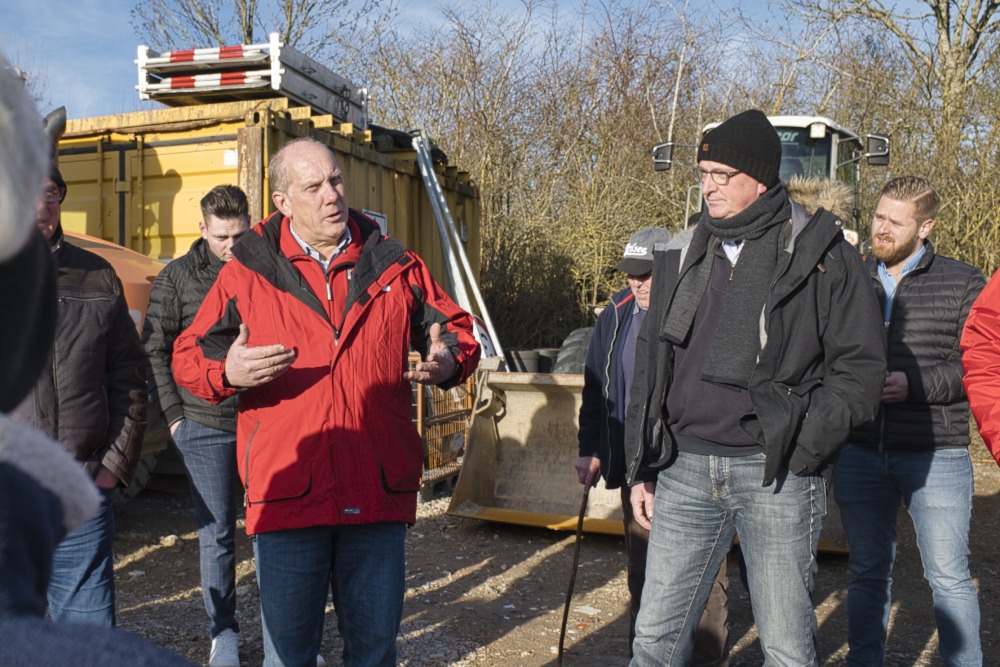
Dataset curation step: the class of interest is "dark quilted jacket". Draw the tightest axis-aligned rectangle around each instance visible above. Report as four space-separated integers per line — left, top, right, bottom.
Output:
850 241 985 450
142 238 238 433
11 235 147 485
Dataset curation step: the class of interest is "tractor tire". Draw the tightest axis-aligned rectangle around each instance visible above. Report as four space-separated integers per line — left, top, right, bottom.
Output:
551 327 594 375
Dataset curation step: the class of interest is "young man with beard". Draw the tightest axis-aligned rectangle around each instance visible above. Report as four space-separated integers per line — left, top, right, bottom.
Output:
834 176 984 666
625 109 885 666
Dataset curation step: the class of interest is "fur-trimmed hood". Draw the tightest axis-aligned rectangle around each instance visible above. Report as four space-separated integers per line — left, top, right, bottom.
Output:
785 176 853 220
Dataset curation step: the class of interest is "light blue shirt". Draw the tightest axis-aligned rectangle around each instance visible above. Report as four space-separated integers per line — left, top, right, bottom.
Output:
288 223 352 273
722 240 745 265
877 243 926 325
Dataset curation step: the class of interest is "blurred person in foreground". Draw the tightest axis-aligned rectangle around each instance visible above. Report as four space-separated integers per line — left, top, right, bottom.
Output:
10 108 147 629
172 138 480 667
0 51 193 667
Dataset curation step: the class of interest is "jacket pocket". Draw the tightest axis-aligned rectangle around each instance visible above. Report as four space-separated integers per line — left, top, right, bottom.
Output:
640 416 676 473
761 381 817 453
243 420 314 505
776 380 826 475
373 413 423 494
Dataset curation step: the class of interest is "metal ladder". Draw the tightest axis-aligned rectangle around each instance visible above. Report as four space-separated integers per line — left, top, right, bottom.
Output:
411 130 503 359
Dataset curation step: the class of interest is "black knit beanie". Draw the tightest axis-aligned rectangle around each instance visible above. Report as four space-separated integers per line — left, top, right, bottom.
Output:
697 109 781 187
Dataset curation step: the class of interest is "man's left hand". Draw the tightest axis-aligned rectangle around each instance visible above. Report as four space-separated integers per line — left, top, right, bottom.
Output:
95 466 118 490
882 370 909 403
405 323 458 385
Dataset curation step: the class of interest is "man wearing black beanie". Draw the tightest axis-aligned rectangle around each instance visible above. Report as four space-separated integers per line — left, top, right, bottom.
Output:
624 109 887 666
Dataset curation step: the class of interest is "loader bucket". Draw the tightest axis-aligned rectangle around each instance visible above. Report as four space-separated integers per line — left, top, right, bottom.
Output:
447 363 849 554
447 369 626 535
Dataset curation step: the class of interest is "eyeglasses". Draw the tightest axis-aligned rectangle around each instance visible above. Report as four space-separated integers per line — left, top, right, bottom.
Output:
41 184 66 204
693 167 742 186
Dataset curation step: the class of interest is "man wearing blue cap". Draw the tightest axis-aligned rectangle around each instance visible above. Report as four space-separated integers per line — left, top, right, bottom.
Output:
576 227 729 664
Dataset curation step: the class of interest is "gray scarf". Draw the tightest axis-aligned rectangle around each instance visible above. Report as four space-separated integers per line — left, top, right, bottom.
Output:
659 184 791 388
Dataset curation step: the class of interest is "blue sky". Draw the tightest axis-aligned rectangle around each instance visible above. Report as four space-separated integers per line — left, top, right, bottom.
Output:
2 0 584 119
2 0 151 118
2 0 471 118
1 0 776 120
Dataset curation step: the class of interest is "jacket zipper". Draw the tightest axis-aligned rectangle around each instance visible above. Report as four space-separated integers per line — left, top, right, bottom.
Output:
599 299 623 479
879 268 913 452
330 268 357 346
243 421 260 507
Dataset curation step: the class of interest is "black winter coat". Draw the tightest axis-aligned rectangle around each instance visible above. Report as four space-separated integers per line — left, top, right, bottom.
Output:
625 202 886 487
142 238 238 432
11 236 147 485
849 242 985 450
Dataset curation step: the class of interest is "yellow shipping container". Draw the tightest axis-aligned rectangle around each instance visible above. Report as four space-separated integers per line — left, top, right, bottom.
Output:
57 98 481 288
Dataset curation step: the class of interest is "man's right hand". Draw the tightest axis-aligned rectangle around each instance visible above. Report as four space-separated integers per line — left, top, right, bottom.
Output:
224 324 296 388
630 482 656 530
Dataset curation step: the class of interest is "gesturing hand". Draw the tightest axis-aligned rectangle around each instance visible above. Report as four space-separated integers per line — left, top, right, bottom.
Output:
224 324 296 388
404 323 458 385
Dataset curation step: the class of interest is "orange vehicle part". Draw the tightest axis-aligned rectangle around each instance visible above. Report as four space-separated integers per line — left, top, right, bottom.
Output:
63 231 164 333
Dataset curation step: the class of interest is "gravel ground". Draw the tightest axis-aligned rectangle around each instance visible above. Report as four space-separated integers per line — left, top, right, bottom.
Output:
113 449 1000 667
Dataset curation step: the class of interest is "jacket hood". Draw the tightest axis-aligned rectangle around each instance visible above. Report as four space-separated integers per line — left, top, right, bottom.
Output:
0 416 100 617
786 177 853 220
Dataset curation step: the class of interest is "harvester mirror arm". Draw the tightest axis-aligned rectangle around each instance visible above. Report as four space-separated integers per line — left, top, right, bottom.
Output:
651 141 697 172
864 133 890 166
836 136 864 169
835 133 890 169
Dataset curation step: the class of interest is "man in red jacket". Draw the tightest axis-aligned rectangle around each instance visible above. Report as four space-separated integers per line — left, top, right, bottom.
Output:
173 138 480 667
963 268 1000 467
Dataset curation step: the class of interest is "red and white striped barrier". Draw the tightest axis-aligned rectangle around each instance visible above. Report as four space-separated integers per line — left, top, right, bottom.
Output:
141 71 271 91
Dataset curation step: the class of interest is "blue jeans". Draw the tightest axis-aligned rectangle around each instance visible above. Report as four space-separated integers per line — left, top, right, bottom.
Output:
620 485 730 665
173 418 239 638
631 451 825 667
833 444 982 667
48 488 115 626
253 522 406 667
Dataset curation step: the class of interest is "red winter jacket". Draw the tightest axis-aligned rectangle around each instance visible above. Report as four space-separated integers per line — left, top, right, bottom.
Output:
172 210 480 534
962 268 1000 466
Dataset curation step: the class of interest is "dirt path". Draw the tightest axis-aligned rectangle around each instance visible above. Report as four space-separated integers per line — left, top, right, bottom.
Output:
113 451 1000 666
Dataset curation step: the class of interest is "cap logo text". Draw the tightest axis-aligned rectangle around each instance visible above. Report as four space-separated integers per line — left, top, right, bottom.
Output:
623 243 649 257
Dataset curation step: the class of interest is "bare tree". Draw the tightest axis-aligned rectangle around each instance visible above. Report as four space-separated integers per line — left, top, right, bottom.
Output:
784 0 1000 172
130 0 395 58
335 0 1000 345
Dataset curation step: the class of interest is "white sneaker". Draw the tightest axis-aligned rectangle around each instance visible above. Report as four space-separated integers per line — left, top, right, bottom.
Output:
316 655 326 666
209 629 241 667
